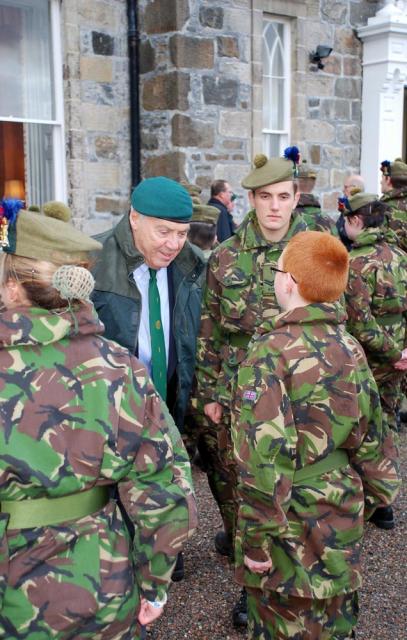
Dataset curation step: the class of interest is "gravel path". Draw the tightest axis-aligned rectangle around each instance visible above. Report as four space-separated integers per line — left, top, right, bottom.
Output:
148 431 406 640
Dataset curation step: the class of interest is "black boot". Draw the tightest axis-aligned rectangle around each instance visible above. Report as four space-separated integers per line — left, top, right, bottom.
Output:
369 505 395 530
171 552 184 582
214 531 233 558
232 588 248 628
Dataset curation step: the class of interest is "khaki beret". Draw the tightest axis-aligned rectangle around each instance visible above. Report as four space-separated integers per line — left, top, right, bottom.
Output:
297 159 317 179
380 158 407 179
182 181 219 225
338 190 379 215
0 199 101 262
242 147 300 190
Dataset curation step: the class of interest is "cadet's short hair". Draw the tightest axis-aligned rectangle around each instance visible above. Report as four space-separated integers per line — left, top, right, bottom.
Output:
188 221 216 250
389 176 407 190
348 200 390 228
282 231 349 303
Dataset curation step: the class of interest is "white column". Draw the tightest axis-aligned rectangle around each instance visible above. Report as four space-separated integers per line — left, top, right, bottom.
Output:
358 1 407 193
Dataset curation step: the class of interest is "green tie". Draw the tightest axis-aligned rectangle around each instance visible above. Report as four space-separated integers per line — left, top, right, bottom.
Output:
148 268 167 400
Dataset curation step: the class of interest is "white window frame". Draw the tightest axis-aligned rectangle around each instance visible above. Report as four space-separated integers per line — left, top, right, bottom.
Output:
0 0 66 202
262 16 291 156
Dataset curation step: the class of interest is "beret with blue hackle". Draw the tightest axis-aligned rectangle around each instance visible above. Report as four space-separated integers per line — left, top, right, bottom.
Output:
242 146 300 190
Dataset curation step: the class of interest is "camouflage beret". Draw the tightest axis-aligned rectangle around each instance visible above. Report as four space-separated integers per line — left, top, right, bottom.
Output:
297 159 317 179
191 204 219 225
380 158 407 178
242 147 300 190
0 199 101 262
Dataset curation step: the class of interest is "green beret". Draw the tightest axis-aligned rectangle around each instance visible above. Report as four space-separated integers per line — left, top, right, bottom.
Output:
242 153 297 190
345 191 379 215
297 160 317 179
131 177 192 222
2 203 101 262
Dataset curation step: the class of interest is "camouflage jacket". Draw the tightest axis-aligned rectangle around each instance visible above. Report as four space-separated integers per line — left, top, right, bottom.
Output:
0 303 197 638
295 194 338 235
194 210 307 408
381 186 407 252
345 227 407 370
232 303 400 599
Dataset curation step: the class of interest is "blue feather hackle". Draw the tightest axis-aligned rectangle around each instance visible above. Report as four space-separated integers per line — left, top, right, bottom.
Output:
337 196 350 213
283 146 300 165
0 199 23 224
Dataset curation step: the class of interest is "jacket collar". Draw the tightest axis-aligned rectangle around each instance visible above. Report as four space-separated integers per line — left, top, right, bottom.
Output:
0 302 103 348
256 302 347 337
296 193 321 209
236 209 307 250
351 225 398 249
381 187 407 202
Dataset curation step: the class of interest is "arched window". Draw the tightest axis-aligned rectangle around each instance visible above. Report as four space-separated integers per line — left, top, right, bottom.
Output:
0 0 66 207
262 18 291 157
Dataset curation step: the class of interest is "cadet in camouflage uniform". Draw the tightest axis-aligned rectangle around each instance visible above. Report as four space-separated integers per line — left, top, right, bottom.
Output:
380 157 407 252
341 191 406 530
294 159 337 235
194 147 305 627
0 201 197 639
232 231 401 640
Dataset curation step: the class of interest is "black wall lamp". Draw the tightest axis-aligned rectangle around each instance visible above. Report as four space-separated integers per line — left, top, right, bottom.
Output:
309 45 333 70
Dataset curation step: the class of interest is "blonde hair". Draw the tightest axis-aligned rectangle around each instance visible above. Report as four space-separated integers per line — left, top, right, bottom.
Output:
0 253 91 310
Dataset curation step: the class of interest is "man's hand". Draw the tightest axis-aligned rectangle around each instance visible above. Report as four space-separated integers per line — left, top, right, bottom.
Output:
137 598 164 626
394 348 407 371
204 401 223 424
244 555 273 574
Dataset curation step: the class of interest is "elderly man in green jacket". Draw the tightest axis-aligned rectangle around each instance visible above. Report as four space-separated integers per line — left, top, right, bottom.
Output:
92 177 206 581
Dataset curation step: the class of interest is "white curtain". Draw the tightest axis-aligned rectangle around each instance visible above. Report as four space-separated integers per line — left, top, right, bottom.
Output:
0 0 54 205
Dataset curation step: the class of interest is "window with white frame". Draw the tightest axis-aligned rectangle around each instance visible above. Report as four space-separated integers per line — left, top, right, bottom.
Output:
0 0 66 207
262 17 291 157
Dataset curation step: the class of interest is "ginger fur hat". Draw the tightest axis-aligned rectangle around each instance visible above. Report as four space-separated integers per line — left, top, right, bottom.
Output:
282 231 349 303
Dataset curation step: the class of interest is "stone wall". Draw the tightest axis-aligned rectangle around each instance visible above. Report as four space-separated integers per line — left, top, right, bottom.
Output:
138 0 380 216
62 0 130 233
287 0 379 210
63 0 382 231
138 0 253 219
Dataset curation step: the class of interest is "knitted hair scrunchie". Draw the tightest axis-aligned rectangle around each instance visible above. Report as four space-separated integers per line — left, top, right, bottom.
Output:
52 265 95 301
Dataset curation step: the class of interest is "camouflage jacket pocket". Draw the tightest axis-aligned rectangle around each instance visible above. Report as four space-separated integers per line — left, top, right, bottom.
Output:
219 273 254 323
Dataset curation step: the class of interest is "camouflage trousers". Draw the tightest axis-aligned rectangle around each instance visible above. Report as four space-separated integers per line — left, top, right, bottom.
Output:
247 588 358 640
194 411 239 541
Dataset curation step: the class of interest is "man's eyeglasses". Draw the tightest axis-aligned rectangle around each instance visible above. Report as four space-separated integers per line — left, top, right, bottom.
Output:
270 266 297 283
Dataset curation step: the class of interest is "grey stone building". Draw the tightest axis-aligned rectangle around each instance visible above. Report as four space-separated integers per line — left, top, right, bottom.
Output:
0 0 406 231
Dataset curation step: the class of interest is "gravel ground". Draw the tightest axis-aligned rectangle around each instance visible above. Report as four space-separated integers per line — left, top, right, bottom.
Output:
148 430 406 640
